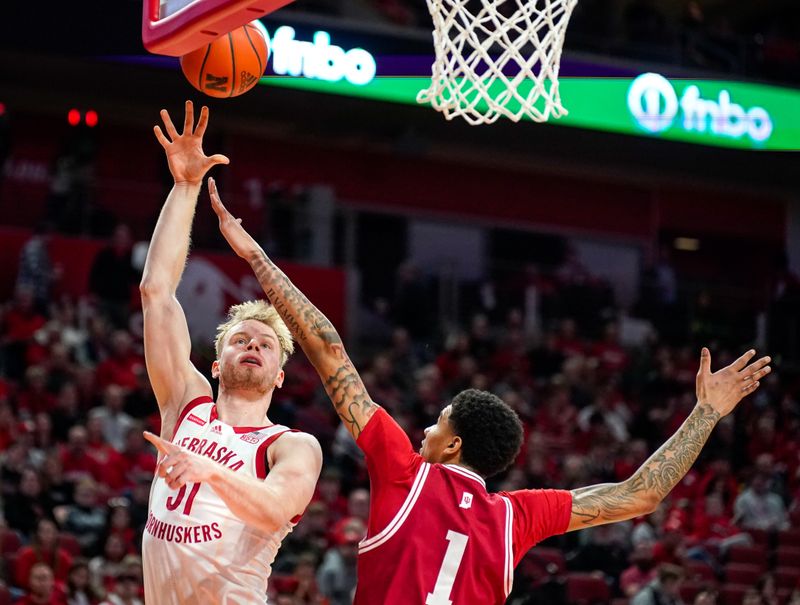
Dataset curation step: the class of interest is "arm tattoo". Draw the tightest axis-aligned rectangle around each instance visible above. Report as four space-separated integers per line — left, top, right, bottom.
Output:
248 251 377 439
323 345 378 438
249 250 342 346
571 403 720 526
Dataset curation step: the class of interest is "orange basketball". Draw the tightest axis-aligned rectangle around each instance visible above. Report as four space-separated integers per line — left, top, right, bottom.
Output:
180 20 269 98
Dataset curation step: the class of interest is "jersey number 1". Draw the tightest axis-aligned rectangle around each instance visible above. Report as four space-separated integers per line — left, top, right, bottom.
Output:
166 482 201 515
425 530 468 605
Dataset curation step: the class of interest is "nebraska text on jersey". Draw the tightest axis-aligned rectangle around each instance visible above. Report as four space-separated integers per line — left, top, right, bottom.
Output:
142 396 301 605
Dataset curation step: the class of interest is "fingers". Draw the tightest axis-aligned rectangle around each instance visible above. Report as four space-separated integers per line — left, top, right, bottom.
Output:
208 177 224 212
143 431 179 457
743 362 771 385
183 100 194 135
742 355 771 375
163 460 189 489
160 109 179 140
208 177 233 216
730 349 757 371
742 379 761 394
194 105 209 137
153 125 170 148
208 154 230 166
166 472 187 490
698 347 711 375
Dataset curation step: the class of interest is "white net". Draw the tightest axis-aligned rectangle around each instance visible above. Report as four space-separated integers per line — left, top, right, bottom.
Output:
418 0 579 125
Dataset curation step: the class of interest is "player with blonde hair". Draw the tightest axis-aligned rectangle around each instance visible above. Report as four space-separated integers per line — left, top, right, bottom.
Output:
138 101 321 605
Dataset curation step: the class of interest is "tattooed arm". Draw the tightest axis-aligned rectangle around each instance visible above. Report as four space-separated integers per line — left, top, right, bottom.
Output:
567 347 771 531
208 178 378 439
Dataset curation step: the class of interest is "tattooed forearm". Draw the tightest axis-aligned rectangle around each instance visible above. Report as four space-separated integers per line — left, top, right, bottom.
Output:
249 250 342 349
324 353 378 439
247 249 377 439
570 403 720 529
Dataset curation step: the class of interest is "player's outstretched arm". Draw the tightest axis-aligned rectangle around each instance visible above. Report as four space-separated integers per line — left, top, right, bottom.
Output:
567 347 771 531
140 101 229 426
144 431 322 534
208 178 378 439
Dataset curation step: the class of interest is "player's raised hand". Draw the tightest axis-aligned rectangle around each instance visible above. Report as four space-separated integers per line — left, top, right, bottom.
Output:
154 100 229 185
208 177 260 259
695 347 771 417
144 431 216 490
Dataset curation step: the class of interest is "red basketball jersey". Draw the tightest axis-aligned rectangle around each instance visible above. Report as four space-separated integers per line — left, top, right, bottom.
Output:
354 408 572 605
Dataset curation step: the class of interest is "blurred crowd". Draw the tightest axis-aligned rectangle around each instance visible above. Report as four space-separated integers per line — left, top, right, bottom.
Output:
0 220 799 605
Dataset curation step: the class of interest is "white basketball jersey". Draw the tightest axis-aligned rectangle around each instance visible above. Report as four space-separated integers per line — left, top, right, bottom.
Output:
143 396 299 605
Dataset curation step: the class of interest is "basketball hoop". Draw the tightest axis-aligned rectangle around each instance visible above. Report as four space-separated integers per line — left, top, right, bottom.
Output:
417 0 578 125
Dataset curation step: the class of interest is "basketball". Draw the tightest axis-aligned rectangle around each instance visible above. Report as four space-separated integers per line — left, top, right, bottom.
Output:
180 20 269 99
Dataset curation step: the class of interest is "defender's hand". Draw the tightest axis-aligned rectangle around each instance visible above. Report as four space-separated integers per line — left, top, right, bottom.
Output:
154 100 229 185
209 177 260 259
696 347 771 417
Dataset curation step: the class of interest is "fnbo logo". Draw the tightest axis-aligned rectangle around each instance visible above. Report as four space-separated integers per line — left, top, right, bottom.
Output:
267 25 377 86
627 73 773 143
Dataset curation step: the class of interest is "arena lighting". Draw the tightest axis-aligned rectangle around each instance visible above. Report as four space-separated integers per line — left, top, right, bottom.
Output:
67 109 81 126
85 110 99 127
674 237 701 252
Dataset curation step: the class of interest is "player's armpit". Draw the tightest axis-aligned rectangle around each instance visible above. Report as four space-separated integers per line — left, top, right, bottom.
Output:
567 482 657 531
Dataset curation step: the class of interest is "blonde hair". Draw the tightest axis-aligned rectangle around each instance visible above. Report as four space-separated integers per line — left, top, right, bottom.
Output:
214 300 294 367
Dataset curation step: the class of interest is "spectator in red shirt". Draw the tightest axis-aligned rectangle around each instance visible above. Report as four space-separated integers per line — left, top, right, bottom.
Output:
118 426 156 489
281 552 324 605
652 527 687 567
696 458 739 514
18 562 66 605
85 413 126 491
17 366 57 416
313 469 348 521
1 285 47 380
95 331 143 391
553 318 585 357
435 331 471 384
60 426 102 484
104 498 138 555
97 555 143 605
16 518 73 591
748 412 785 461
0 402 16 452
692 494 750 545
591 322 630 374
621 543 658 598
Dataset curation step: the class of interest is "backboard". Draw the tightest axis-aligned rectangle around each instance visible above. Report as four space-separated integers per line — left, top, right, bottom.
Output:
142 0 293 56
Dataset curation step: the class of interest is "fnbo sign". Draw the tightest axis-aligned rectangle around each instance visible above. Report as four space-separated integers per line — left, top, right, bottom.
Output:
627 73 774 144
266 25 377 86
